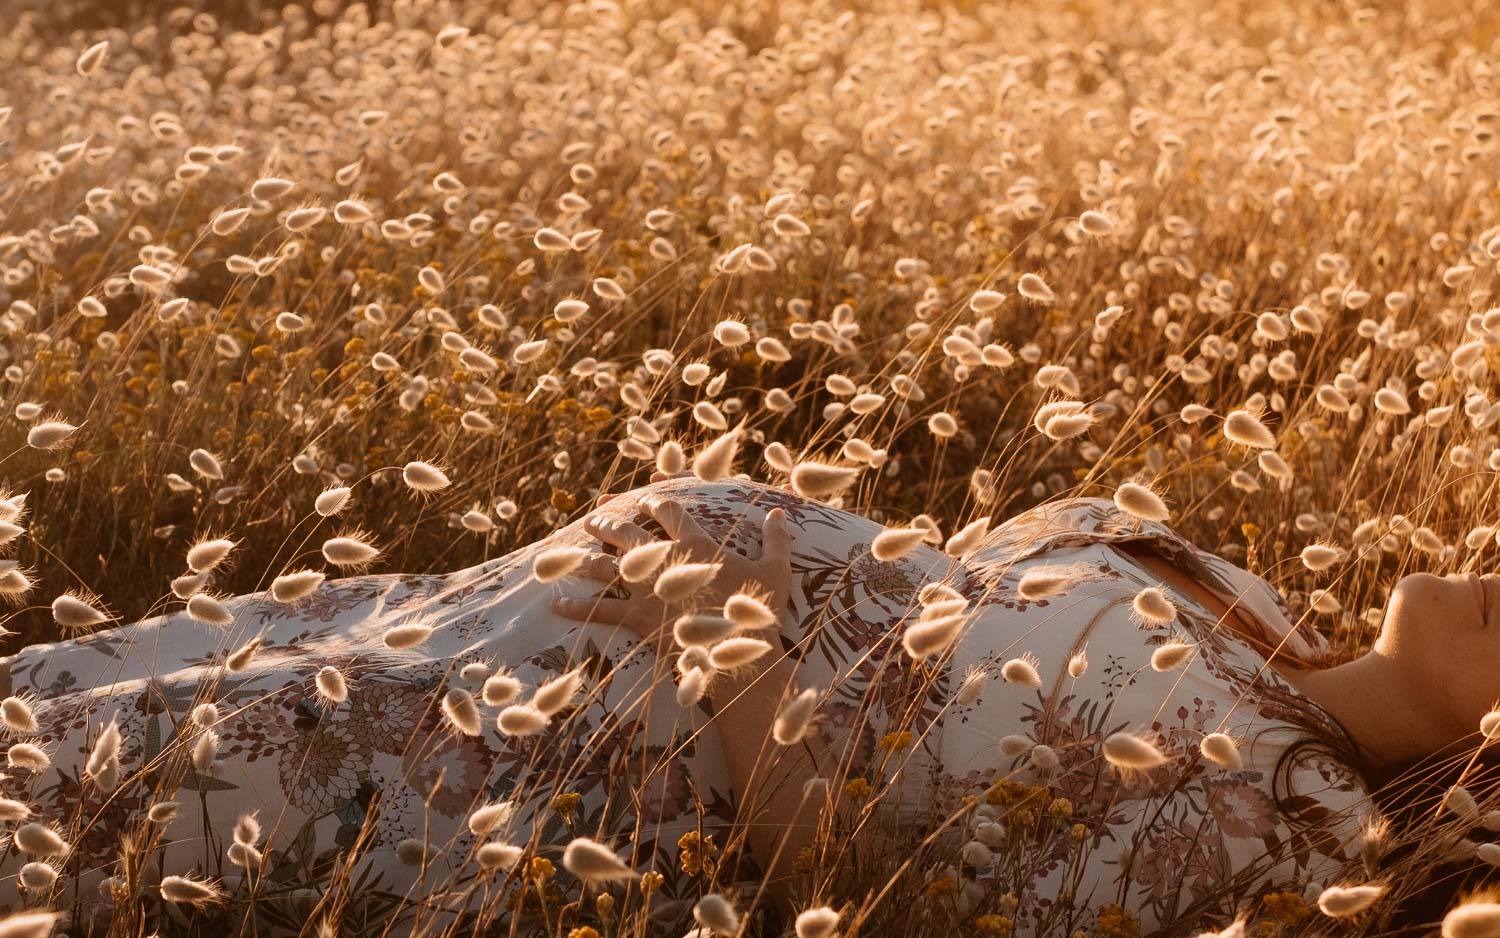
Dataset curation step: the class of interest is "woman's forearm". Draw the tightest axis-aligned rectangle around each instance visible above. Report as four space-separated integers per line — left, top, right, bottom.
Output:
705 653 832 895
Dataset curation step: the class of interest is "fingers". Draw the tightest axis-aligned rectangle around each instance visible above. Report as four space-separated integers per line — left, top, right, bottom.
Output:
644 496 712 548
596 492 619 507
584 515 653 551
551 595 635 625
573 554 619 582
760 507 792 565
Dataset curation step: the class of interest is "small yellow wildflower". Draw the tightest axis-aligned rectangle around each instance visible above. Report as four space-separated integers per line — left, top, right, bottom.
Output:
640 870 664 897
567 929 600 938
879 730 913 751
926 875 957 900
976 914 1015 935
677 831 720 876
844 777 873 800
1097 903 1140 938
551 792 583 821
530 857 555 882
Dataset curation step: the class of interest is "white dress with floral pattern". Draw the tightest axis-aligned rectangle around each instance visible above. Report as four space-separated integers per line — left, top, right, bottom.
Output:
0 480 1367 934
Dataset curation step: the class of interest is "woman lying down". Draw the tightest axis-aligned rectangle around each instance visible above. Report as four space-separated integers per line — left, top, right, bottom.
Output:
0 476 1488 935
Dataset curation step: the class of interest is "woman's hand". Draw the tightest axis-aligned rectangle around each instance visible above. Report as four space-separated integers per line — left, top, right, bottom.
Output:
551 495 793 643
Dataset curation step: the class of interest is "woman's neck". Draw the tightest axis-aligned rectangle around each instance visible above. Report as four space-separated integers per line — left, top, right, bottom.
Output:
1277 650 1456 770
1114 540 1456 771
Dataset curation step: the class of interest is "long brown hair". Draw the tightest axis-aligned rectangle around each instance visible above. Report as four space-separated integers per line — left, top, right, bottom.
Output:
1264 639 1500 931
1223 609 1500 930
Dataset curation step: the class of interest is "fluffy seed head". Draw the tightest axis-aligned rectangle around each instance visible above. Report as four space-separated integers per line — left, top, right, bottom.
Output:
482 672 522 707
676 667 708 708
1444 902 1500 938
1223 410 1276 449
0 911 61 938
1482 711 1500 740
441 688 482 736
186 537 235 573
562 837 638 882
497 705 548 736
1200 733 1242 771
1017 273 1057 303
13 824 67 858
7 743 49 772
315 486 352 516
693 429 741 482
315 666 348 704
52 593 108 631
159 874 224 906
532 669 584 716
1300 544 1346 572
873 526 929 561
535 547 593 585
1102 732 1167 770
795 907 840 938
1446 784 1481 821
211 208 250 236
774 687 821 745
467 800 514 837
1316 883 1385 917
1151 641 1195 671
321 534 381 568
790 462 861 499
383 621 435 650
1079 210 1116 235
694 894 741 936
0 697 37 736
1018 567 1070 600
18 862 56 891
75 39 109 75
271 570 324 603
477 842 524 871
1132 587 1177 624
655 562 723 604
724 591 777 630
1114 483 1170 522
903 614 967 660
188 448 224 479
620 540 674 582
673 613 738 647
26 421 78 451
402 461 451 492
709 637 773 671
1000 654 1042 688
250 177 294 200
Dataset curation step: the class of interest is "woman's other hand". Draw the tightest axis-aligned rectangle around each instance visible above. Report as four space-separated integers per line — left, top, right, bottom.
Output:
551 496 792 643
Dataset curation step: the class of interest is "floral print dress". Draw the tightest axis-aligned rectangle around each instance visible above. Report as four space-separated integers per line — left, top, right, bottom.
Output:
0 480 1367 934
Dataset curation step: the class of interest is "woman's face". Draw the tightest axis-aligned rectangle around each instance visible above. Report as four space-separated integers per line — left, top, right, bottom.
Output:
1378 571 1500 739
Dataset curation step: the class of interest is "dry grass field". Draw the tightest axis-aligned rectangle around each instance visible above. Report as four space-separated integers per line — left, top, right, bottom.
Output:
6 0 1500 935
